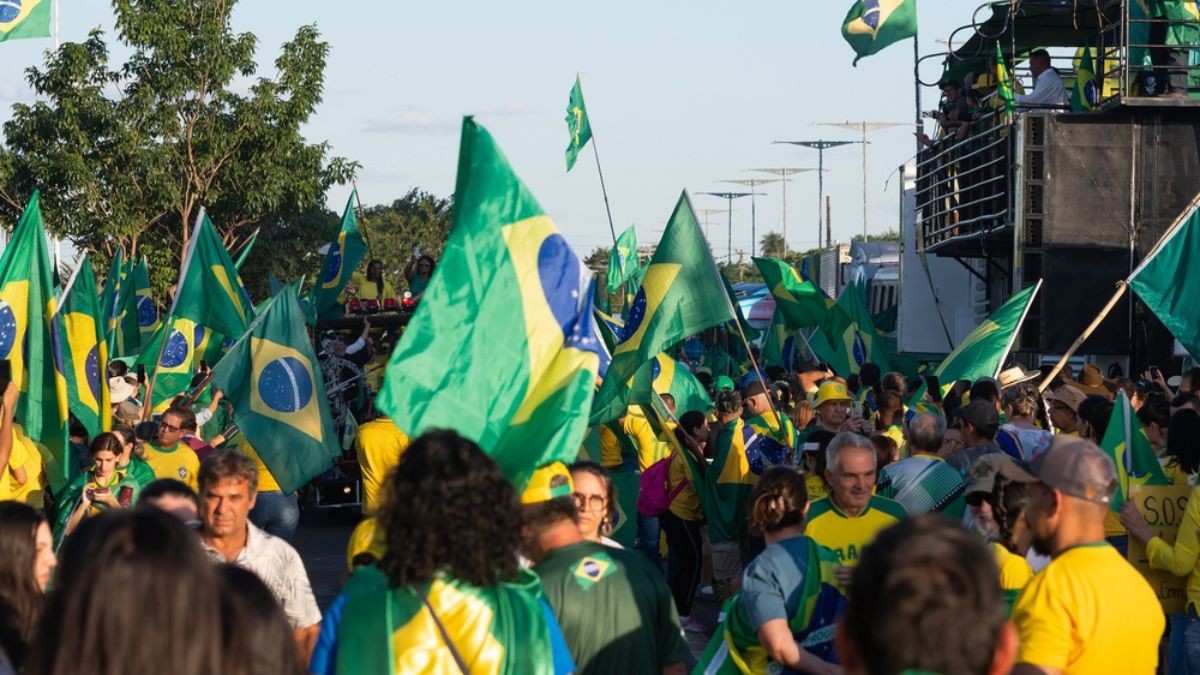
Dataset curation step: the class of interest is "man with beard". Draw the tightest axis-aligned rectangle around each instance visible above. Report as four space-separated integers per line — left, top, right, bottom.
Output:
1008 437 1163 674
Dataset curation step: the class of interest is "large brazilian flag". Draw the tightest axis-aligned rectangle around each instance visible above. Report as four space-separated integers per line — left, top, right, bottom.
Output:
210 285 339 494
53 254 111 438
375 117 605 490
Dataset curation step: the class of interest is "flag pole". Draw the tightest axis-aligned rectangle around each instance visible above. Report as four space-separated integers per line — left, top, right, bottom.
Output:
913 32 923 153
577 75 618 246
351 181 375 252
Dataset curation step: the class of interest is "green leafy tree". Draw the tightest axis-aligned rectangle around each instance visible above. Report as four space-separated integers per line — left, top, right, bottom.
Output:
0 0 356 297
357 188 453 293
760 231 786 258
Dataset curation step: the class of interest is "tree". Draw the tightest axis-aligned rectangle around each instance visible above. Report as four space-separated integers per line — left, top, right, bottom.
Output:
760 231 786 258
584 246 609 270
0 0 356 297
852 228 901 243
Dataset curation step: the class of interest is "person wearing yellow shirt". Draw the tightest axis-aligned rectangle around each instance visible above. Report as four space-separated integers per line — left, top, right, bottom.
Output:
8 429 45 510
241 442 299 541
1010 437 1163 675
342 259 398 306
1121 408 1200 675
963 453 1034 615
142 407 202 491
0 383 17 501
806 432 907 586
354 416 408 515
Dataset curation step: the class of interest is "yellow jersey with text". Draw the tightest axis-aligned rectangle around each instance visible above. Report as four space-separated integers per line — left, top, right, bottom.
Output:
1013 543 1163 674
804 495 906 566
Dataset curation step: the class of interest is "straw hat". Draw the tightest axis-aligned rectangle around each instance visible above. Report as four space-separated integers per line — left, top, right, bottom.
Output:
997 366 1040 390
1064 364 1116 399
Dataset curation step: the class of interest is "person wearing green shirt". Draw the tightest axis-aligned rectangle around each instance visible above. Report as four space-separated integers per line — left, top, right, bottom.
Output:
522 462 687 675
112 423 156 490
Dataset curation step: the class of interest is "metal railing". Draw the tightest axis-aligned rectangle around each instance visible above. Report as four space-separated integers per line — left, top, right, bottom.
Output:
915 109 1015 252
1094 0 1200 106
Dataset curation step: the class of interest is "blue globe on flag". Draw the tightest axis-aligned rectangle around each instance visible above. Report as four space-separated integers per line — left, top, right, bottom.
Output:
0 1 22 23
257 356 313 413
0 300 16 359
852 331 868 367
160 330 189 368
85 345 102 400
536 234 581 339
137 295 158 328
322 248 342 284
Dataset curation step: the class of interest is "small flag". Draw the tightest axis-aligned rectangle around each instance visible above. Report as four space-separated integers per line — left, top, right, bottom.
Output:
0 0 50 43
565 75 593 171
631 353 712 416
841 0 918 66
605 225 638 295
376 117 605 490
210 286 339 494
995 43 1017 119
312 193 368 320
99 249 124 353
1099 391 1169 511
1128 197 1200 359
1070 44 1098 112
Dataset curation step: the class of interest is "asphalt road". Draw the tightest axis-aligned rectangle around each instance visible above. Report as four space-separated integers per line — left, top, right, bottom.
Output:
292 508 722 664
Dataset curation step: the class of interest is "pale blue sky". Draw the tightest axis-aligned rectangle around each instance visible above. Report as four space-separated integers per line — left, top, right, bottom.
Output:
0 1 978 259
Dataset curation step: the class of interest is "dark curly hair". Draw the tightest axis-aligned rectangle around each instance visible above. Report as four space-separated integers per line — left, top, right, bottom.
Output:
988 476 1030 555
748 467 808 535
378 430 521 588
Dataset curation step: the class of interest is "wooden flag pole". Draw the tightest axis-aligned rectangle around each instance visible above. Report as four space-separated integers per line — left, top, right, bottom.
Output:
1037 281 1127 392
351 181 374 252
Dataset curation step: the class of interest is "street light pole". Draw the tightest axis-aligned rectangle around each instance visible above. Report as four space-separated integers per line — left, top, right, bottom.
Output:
720 179 777 257
749 168 816 255
773 140 859 248
811 121 907 240
699 192 753 264
695 208 727 242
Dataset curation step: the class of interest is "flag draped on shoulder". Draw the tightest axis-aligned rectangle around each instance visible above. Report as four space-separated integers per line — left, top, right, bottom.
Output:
0 0 50 42
910 281 1041 404
0 192 67 488
312 193 368 320
1128 195 1200 360
210 285 339 494
1099 391 1169 511
606 225 638 295
841 0 918 65
376 117 605 490
591 192 734 424
565 75 593 172
53 255 111 438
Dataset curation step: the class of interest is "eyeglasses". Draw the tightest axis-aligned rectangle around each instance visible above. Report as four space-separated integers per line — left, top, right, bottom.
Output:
159 423 182 432
573 493 607 511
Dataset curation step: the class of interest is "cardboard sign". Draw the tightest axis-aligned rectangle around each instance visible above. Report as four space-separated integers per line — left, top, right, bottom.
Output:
1127 484 1192 614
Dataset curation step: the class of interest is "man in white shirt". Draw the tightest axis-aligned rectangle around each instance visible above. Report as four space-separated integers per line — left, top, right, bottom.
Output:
1015 49 1068 108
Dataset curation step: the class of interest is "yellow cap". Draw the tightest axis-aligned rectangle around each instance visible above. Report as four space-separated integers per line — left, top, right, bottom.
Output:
346 517 386 572
520 462 575 505
813 381 853 408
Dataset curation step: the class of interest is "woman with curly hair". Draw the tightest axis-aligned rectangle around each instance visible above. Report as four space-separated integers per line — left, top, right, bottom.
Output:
312 430 574 675
694 467 844 675
0 502 56 670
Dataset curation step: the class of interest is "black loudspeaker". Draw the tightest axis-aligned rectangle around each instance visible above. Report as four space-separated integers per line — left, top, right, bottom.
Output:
1022 247 1130 354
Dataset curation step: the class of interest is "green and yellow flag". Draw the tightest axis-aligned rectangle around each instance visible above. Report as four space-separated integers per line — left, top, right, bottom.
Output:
0 192 67 488
841 0 918 65
312 192 368 321
211 285 339 494
53 254 111 439
376 117 605 490
111 255 149 358
631 353 713 416
0 0 50 43
995 43 1017 119
99 249 124 352
136 317 198 412
1128 197 1200 360
173 210 256 342
591 192 734 424
233 227 260 272
1070 44 1098 111
565 75 593 171
606 225 638 295
1100 391 1169 511
836 277 894 372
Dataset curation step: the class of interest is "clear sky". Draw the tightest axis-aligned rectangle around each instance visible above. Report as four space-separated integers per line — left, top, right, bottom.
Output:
0 0 979 260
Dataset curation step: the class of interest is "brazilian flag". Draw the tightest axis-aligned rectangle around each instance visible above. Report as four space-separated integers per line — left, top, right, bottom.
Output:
565 74 593 172
172 210 255 342
1100 391 1169 511
99 248 124 351
606 225 638 295
112 255 158 357
591 192 734 425
53 254 111 439
755 256 863 375
762 309 800 369
1070 44 1099 111
375 117 605 490
836 277 894 372
136 317 199 412
0 0 50 43
631 353 712 416
0 192 67 488
312 192 368 321
841 0 918 66
210 285 338 494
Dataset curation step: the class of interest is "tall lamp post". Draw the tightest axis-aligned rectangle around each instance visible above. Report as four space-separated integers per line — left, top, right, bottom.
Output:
699 192 752 264
748 168 816 256
811 121 907 240
772 140 860 248
695 208 727 242
719 179 777 257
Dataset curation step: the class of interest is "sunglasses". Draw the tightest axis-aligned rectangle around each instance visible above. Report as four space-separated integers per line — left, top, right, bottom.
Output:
159 423 182 432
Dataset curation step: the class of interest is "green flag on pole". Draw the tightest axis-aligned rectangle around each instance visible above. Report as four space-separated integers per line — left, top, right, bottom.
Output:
312 193 368 321
376 117 605 490
233 227 260 272
53 254 112 439
1128 197 1200 360
0 192 68 488
841 0 918 66
629 353 713 416
606 225 638 294
210 285 339 494
1099 391 1169 512
173 211 256 342
565 75 593 171
590 192 735 425
909 281 1042 405
0 0 50 42
100 249 124 354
